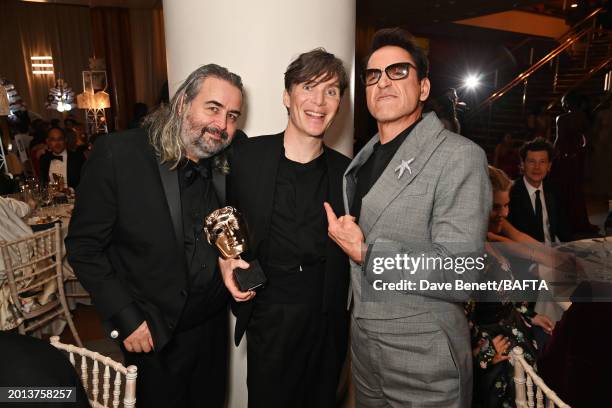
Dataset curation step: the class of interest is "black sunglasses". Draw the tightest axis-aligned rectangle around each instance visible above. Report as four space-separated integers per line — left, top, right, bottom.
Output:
362 62 417 86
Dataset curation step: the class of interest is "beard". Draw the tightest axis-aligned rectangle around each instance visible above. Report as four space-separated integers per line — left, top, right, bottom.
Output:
180 113 231 160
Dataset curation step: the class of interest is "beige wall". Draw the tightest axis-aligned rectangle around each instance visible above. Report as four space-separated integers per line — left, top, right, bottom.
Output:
163 0 355 157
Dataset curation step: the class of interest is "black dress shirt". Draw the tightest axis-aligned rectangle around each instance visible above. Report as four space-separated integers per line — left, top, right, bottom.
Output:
176 159 227 330
260 151 329 304
352 118 421 219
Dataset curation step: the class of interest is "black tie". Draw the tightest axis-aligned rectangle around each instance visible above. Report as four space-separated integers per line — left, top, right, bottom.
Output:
50 155 63 162
534 190 545 242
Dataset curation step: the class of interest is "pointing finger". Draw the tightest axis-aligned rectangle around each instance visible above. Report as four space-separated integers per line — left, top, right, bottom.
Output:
323 202 339 225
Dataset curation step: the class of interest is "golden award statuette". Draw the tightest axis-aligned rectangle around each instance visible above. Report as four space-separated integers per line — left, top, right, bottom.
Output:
204 206 266 291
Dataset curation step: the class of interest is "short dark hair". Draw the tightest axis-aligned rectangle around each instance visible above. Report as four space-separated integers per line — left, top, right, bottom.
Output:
46 126 66 139
284 48 349 96
519 137 554 162
366 27 429 80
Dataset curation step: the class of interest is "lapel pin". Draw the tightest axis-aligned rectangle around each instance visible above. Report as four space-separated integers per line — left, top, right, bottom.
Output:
395 158 415 179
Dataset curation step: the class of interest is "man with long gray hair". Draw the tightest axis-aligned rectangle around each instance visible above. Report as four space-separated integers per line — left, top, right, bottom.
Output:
66 64 244 407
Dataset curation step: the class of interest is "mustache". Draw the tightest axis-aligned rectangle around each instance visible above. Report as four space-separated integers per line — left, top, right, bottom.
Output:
200 126 229 140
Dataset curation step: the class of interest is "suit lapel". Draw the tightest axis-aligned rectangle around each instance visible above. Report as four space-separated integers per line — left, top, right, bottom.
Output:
360 112 446 237
252 133 284 251
157 160 184 257
343 135 378 214
518 179 537 218
212 170 225 204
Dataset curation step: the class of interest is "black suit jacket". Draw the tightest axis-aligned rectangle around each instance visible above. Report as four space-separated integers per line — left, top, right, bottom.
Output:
228 133 351 346
65 128 227 351
39 150 85 188
508 177 572 242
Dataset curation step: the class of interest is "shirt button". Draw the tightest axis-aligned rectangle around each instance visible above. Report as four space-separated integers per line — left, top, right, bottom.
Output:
169 322 174 330
180 289 187 297
201 264 206 269
110 330 119 339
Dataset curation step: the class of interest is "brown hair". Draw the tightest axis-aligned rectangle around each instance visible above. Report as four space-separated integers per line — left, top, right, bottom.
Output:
519 137 554 162
284 48 348 96
488 165 513 193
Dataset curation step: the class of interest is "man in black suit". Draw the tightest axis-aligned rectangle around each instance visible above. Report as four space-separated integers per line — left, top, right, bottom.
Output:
508 137 572 244
219 49 350 408
39 127 85 189
65 64 244 407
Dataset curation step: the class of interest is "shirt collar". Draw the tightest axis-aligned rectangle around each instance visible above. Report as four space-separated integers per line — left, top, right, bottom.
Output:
523 176 544 196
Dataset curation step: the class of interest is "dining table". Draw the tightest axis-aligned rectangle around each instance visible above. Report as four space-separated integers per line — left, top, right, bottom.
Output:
0 199 90 335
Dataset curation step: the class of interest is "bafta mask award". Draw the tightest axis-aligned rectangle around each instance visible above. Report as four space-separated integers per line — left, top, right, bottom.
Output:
204 206 267 292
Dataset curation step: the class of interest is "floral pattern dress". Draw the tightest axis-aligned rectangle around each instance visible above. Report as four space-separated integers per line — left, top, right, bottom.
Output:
465 259 540 408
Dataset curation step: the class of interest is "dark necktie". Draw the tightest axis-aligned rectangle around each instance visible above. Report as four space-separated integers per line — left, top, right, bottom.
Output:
534 190 545 242
50 155 63 162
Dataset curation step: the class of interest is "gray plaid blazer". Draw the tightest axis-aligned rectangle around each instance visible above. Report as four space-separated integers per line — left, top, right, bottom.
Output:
344 112 491 407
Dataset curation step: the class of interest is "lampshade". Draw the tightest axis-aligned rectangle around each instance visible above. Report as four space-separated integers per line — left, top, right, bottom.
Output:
94 91 110 109
0 86 9 116
0 77 26 117
76 91 95 109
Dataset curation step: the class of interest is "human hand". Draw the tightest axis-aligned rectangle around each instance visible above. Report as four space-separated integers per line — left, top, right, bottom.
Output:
218 257 256 302
323 202 365 264
531 314 555 335
123 321 154 353
491 335 511 364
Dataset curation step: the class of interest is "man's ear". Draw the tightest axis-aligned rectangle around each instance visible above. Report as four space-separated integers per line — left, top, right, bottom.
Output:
282 89 290 110
419 78 431 102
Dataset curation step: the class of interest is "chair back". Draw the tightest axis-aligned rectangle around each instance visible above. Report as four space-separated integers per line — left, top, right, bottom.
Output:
511 346 571 408
50 336 137 408
0 224 81 346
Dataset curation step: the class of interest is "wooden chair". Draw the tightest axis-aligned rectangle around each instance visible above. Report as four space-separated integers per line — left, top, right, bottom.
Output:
0 224 82 346
511 346 571 408
50 336 137 408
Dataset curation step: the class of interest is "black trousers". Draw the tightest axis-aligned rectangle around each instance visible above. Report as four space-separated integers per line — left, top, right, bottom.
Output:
246 302 348 408
122 310 228 408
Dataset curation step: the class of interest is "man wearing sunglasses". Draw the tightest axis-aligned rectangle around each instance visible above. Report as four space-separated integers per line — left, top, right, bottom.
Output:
325 28 491 407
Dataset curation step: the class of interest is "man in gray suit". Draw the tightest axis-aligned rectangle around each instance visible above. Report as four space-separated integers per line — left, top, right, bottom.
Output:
325 28 491 407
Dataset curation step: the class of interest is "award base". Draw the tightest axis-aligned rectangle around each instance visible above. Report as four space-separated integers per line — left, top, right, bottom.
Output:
235 259 267 292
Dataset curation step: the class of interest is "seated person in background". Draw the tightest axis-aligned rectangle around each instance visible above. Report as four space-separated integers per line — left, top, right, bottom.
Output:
39 127 85 189
508 138 572 244
0 332 90 407
465 165 555 408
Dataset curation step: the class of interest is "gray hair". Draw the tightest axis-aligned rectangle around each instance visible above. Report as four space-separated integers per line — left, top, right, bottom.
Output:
144 64 243 168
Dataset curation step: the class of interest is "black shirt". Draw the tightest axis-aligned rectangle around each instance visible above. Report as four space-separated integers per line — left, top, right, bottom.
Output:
176 159 227 330
260 151 329 304
351 118 421 220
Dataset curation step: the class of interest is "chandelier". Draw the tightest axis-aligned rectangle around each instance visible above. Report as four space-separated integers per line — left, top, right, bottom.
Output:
46 78 76 112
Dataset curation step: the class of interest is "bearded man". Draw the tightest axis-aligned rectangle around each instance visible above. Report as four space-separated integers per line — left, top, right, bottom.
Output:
66 64 243 407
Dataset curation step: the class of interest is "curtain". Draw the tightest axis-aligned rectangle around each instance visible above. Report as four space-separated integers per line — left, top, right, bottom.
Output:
90 7 136 132
0 0 92 123
129 6 167 109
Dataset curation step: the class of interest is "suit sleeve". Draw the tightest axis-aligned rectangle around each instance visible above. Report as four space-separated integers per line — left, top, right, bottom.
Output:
65 136 145 340
364 143 492 301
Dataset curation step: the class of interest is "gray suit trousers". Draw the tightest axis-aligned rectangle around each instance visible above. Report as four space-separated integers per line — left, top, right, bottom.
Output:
351 312 470 408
